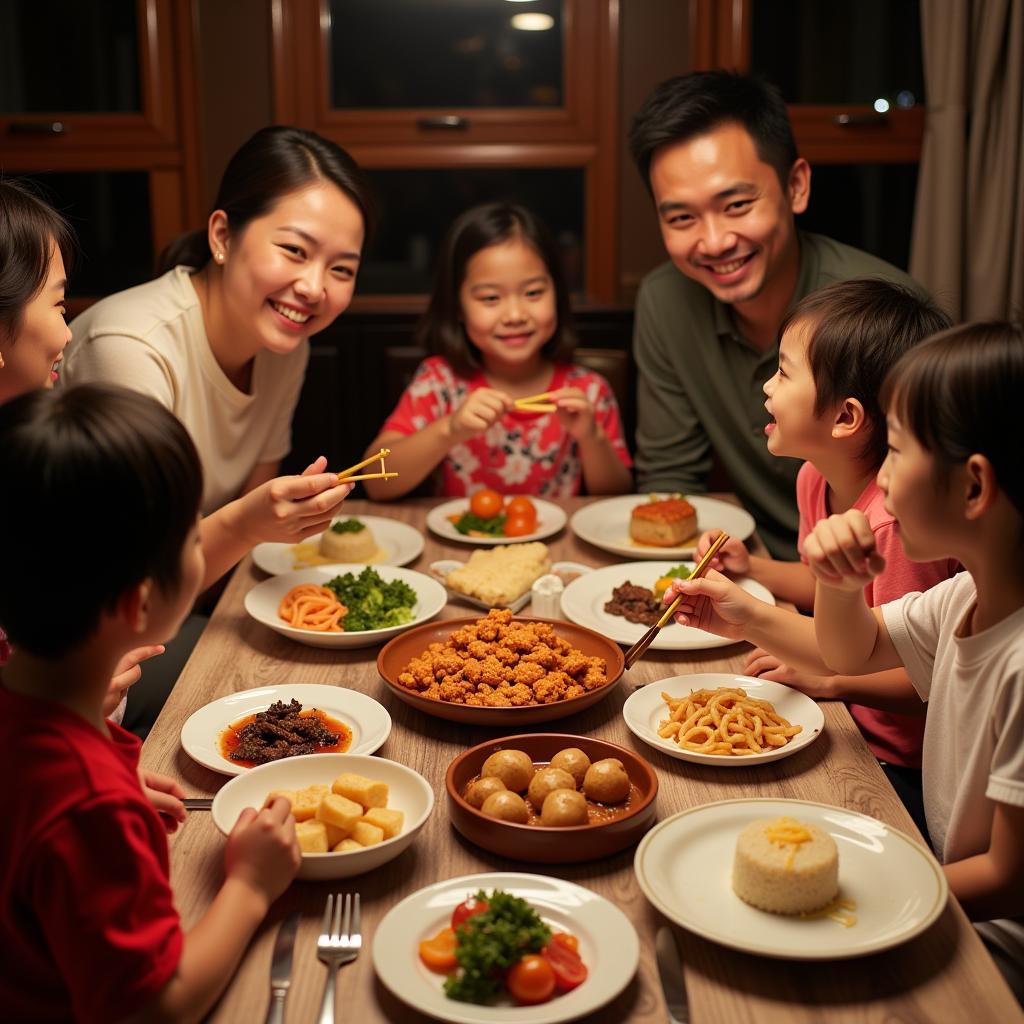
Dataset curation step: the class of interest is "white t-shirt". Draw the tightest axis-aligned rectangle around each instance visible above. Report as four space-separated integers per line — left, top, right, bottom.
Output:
883 572 1024 957
64 266 309 516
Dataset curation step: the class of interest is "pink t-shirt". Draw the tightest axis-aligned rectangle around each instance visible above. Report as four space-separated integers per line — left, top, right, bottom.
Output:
382 356 632 498
797 462 960 767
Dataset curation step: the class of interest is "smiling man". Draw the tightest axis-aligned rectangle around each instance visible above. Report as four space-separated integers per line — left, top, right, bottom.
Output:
629 71 923 558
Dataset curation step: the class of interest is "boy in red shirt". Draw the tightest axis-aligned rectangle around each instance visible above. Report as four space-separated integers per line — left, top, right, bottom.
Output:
0 385 300 1023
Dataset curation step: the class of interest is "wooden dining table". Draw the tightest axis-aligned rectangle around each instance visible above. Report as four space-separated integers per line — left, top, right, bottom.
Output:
140 496 1022 1023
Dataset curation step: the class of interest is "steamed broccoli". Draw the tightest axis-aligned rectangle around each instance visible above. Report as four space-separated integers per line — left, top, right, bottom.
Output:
324 567 416 631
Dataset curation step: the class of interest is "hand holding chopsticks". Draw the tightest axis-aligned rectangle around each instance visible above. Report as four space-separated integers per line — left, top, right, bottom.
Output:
336 448 399 484
623 531 731 669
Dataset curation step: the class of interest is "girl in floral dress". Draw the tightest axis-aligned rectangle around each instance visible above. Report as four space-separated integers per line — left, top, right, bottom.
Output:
363 202 633 499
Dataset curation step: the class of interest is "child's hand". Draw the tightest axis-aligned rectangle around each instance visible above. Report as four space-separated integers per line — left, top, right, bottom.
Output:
803 510 885 592
744 647 834 699
224 797 301 906
551 387 597 442
449 388 511 442
138 769 187 833
234 457 353 545
695 529 750 575
104 644 165 718
662 569 756 640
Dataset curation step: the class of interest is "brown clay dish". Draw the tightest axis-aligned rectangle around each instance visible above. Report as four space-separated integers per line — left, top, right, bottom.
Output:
376 616 625 725
445 733 658 863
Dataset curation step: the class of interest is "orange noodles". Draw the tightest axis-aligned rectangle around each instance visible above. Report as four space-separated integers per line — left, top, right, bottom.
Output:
278 584 347 632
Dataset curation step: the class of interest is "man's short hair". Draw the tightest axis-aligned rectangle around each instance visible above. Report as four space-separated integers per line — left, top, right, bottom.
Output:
629 70 798 189
781 279 952 468
0 385 203 658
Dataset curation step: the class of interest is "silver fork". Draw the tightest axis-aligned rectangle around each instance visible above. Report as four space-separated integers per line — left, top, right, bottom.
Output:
316 892 361 1024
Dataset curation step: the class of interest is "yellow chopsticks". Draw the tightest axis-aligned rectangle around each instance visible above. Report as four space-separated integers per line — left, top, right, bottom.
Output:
336 448 399 484
513 390 558 414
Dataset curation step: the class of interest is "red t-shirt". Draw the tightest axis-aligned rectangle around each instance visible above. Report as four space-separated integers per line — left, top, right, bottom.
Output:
797 463 961 767
382 356 632 497
0 686 183 1023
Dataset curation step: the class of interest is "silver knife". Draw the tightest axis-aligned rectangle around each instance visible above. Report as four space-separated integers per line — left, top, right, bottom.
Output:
655 926 690 1024
266 911 301 1024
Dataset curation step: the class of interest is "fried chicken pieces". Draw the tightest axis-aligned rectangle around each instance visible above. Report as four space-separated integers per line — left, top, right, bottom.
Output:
396 609 609 707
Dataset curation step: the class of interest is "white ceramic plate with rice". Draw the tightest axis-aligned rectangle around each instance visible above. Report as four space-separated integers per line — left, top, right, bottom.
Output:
560 561 775 651
569 494 755 560
426 497 567 546
252 515 425 575
244 564 446 649
373 871 639 1023
634 798 948 960
622 673 824 766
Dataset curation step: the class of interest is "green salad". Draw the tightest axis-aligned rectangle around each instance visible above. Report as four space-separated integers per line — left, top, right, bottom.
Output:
324 567 416 631
453 511 507 537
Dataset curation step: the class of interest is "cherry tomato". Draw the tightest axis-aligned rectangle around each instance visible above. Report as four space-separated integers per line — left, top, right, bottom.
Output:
550 931 579 954
542 935 587 991
507 954 557 1005
451 896 489 930
469 488 503 519
418 927 458 973
503 514 535 537
505 496 537 525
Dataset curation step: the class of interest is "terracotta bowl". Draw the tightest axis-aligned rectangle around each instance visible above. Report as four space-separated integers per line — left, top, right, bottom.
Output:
376 616 625 725
445 733 658 863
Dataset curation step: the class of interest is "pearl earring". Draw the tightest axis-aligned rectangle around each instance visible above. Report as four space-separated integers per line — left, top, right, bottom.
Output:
215 252 225 263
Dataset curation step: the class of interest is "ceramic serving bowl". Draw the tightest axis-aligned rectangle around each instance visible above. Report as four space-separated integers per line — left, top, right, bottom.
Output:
376 616 625 725
445 733 658 863
211 753 434 880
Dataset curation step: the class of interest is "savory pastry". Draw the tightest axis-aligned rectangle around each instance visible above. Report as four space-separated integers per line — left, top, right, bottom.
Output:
446 542 551 607
548 747 591 787
527 767 576 808
319 518 378 562
480 790 530 823
732 817 839 914
464 776 507 809
629 497 698 547
582 759 630 803
540 788 589 827
481 749 534 792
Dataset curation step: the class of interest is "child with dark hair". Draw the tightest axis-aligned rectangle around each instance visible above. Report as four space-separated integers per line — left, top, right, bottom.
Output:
688 278 959 827
364 201 632 498
0 385 300 1023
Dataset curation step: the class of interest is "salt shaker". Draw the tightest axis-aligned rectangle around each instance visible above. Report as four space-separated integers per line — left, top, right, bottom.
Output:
531 573 564 618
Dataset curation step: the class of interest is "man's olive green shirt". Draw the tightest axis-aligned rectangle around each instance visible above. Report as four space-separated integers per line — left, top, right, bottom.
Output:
633 232 922 559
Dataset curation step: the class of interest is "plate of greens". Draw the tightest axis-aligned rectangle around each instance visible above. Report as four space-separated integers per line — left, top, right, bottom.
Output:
244 564 447 649
426 497 567 546
373 873 639 1023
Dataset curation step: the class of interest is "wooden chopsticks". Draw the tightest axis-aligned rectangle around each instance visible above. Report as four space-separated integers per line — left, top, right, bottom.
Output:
623 531 730 670
336 447 399 484
513 390 557 414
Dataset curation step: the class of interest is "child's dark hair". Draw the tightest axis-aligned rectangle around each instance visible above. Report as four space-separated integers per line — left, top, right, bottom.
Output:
0 178 77 341
629 70 797 191
779 278 951 468
158 126 374 273
880 321 1024 520
416 201 577 377
0 385 203 658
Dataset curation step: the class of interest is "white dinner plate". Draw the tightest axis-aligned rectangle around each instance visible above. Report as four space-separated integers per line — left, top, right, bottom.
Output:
179 684 392 776
426 497 567 546
251 515 425 575
560 561 775 650
373 871 640 1023
635 798 948 960
244 564 446 649
622 673 824 766
569 494 755 559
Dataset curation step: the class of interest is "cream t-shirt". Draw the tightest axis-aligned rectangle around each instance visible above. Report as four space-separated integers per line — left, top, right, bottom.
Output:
883 572 1024 959
64 266 309 515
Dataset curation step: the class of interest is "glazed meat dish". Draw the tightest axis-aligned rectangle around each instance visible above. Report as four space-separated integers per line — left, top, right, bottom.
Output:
396 608 609 707
229 699 340 764
604 582 661 626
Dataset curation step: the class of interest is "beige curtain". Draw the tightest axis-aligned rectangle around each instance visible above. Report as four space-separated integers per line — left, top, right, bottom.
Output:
911 0 1024 320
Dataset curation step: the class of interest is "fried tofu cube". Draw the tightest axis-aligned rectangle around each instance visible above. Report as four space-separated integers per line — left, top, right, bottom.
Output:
349 820 385 847
295 820 329 854
316 793 362 836
291 784 329 821
331 773 388 809
360 807 404 840
262 789 297 811
332 838 363 853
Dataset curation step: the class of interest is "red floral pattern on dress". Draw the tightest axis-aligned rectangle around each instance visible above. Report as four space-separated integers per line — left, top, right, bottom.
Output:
382 356 632 497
